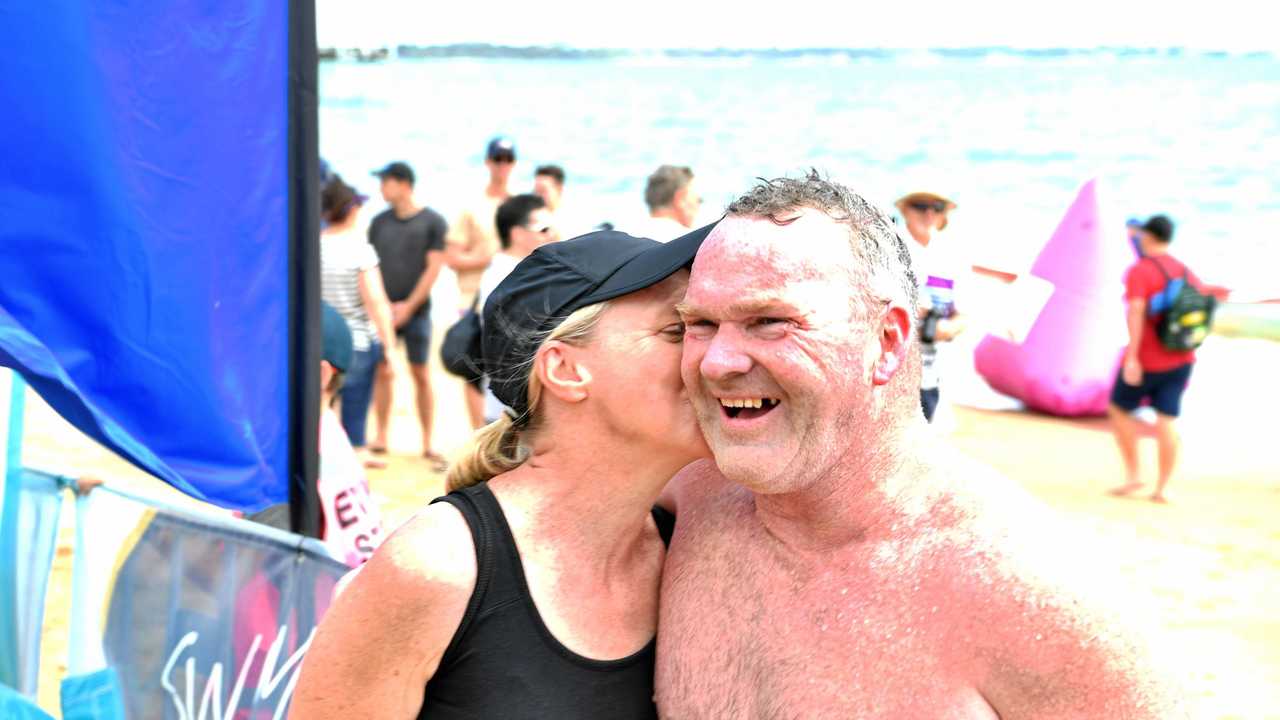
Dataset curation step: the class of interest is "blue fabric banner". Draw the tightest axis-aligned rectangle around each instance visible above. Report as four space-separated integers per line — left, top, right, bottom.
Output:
0 2 293 510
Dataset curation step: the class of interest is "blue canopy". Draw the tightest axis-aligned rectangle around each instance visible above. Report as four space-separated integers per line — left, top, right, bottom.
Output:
0 2 319 514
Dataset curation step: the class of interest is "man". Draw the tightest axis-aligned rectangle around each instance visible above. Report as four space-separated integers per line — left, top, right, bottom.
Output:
656 173 1180 718
635 164 700 242
448 137 516 428
896 188 966 422
366 162 449 468
476 193 557 423
1108 215 1202 504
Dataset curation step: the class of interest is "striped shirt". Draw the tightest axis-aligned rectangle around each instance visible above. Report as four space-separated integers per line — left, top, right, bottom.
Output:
321 225 380 351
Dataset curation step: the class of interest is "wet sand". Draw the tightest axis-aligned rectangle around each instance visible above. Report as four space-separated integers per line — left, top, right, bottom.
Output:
25 331 1280 718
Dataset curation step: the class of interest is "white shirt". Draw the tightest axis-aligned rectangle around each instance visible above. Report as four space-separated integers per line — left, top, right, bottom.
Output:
627 215 691 243
477 253 524 423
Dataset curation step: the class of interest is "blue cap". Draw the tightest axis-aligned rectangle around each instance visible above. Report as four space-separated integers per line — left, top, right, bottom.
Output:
486 136 516 160
321 302 353 373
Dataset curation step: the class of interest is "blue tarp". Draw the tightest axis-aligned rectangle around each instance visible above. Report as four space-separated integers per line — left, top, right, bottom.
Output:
0 2 293 510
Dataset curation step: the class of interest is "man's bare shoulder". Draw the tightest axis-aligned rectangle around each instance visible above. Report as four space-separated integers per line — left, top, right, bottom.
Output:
921 456 1184 718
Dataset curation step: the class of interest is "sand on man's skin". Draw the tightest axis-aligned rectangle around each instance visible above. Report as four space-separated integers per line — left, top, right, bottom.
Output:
24 333 1280 719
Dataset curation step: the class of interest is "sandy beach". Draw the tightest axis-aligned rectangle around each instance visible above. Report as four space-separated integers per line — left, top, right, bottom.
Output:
23 326 1280 718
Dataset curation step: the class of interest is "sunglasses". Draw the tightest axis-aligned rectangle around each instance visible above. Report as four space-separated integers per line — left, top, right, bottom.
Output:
907 200 949 214
489 153 516 164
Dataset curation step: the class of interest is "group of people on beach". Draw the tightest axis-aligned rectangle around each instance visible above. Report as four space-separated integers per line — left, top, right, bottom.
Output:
292 155 1193 717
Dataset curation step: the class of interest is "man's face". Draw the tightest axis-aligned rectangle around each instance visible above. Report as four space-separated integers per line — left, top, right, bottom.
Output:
511 207 557 251
487 154 515 185
673 180 702 228
679 211 881 494
533 175 562 209
379 177 409 204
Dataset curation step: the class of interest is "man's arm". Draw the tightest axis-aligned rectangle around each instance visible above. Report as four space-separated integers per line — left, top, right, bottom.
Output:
966 504 1186 719
358 267 398 369
445 211 496 273
393 249 445 326
1122 298 1146 385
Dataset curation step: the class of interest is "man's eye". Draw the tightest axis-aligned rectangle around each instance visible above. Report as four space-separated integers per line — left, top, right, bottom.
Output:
661 323 686 337
754 317 788 327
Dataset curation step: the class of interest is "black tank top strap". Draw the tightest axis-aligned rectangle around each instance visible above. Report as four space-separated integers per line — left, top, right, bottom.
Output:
651 505 676 547
429 485 499 664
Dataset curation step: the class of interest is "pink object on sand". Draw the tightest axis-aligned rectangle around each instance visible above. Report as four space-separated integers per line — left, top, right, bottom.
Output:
974 179 1133 417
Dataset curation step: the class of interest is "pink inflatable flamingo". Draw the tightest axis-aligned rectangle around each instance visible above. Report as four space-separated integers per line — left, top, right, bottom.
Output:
974 179 1133 417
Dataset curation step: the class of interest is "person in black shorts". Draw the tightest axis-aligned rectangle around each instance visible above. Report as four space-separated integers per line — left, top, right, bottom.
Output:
367 161 449 469
1107 215 1202 504
292 226 716 719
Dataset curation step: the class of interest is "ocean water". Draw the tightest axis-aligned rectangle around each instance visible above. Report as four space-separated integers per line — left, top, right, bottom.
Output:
319 49 1280 297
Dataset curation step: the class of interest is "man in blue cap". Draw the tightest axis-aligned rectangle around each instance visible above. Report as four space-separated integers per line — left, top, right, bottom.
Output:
447 136 517 427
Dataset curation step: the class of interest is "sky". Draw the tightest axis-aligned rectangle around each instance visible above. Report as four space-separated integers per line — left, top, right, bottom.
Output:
316 0 1279 52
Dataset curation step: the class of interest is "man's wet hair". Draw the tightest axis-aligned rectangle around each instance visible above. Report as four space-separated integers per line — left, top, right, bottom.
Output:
725 169 918 314
645 165 694 212
495 193 547 249
535 164 565 186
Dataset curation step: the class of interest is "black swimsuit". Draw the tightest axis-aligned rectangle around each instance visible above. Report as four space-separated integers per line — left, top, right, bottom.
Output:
419 482 674 719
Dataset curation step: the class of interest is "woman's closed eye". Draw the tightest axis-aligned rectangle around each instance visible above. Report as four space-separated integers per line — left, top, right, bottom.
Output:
660 322 686 341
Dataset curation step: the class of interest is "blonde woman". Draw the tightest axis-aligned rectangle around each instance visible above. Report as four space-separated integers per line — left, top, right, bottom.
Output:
292 227 713 719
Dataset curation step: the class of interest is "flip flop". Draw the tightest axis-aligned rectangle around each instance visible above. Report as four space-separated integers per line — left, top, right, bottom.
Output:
368 445 388 455
423 451 449 473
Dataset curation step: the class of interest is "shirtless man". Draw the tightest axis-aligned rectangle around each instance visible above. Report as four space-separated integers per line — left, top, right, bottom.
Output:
656 172 1181 719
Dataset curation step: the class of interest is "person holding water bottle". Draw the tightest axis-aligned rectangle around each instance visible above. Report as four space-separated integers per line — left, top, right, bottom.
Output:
896 188 966 422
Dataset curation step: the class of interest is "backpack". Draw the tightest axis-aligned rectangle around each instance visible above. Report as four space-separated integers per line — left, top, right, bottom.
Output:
440 300 485 381
1144 257 1216 351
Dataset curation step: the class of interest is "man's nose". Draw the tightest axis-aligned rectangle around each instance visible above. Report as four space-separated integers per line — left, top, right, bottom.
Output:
700 325 753 381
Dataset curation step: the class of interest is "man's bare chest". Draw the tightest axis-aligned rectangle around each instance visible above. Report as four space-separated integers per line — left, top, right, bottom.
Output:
656 519 993 718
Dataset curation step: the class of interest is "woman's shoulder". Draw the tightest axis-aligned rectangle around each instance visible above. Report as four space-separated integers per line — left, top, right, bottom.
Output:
352 500 478 607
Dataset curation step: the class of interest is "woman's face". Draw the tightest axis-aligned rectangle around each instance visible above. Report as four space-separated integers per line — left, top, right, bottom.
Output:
583 270 709 465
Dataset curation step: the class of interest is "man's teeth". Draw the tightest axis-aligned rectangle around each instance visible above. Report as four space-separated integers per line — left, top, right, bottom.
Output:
719 398 779 409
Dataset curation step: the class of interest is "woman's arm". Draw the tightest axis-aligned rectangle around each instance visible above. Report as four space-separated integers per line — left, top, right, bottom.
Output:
358 267 399 358
289 503 476 719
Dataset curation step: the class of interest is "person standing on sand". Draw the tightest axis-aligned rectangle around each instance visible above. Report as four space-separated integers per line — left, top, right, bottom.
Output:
320 175 398 468
1108 215 1203 504
656 172 1182 718
895 188 966 422
447 136 516 428
366 161 449 470
476 193 558 424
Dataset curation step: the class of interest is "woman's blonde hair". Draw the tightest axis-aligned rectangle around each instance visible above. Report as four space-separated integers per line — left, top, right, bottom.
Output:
445 302 610 492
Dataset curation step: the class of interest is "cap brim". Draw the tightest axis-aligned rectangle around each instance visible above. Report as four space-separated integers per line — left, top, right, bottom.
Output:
577 220 718 306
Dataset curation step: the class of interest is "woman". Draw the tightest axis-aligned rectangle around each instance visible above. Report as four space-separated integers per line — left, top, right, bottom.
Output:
291 228 711 718
320 175 398 465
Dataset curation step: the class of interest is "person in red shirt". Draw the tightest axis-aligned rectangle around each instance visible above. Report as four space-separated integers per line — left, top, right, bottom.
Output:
1108 215 1199 504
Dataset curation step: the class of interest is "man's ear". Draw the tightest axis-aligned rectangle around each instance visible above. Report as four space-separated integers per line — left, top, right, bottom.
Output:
536 342 592 404
872 305 912 386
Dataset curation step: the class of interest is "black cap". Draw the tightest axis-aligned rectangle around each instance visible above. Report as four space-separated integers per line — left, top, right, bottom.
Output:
372 161 415 185
1140 214 1174 243
483 222 717 421
486 136 516 161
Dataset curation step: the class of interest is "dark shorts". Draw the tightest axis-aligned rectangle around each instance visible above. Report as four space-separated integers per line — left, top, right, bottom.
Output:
1110 362 1193 417
396 306 431 365
920 388 940 423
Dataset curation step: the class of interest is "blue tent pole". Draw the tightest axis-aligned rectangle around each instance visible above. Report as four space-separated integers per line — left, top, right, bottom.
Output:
0 369 28 688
